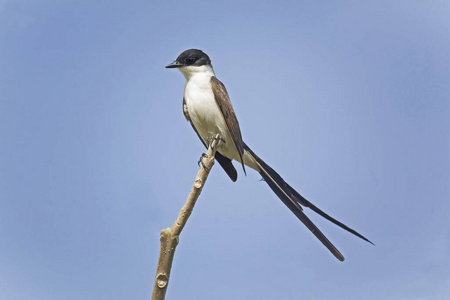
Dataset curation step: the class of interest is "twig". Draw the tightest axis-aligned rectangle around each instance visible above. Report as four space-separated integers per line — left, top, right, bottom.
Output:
151 134 221 300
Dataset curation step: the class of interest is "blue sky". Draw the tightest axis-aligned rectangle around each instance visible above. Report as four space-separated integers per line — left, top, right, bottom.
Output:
1 1 449 299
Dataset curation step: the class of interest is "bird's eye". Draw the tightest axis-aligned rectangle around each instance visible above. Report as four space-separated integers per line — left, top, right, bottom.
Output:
186 57 196 64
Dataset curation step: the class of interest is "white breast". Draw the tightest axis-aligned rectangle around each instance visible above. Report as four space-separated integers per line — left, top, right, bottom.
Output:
183 71 240 161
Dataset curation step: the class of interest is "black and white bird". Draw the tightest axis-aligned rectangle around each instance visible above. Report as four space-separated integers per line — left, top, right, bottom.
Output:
166 49 372 261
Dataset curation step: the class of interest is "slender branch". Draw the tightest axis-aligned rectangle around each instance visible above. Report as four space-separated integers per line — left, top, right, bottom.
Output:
151 134 221 300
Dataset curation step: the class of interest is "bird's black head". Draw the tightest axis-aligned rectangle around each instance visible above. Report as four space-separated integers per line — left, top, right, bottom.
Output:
166 49 211 68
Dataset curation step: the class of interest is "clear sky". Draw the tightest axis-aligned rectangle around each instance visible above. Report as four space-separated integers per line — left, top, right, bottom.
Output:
1 1 449 300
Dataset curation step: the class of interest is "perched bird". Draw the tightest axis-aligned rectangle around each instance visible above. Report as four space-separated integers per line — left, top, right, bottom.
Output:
166 49 372 261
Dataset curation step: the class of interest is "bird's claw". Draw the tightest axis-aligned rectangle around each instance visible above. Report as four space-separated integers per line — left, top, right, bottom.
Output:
198 153 210 171
206 135 223 148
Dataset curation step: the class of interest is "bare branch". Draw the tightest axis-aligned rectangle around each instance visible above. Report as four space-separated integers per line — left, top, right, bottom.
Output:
151 134 221 300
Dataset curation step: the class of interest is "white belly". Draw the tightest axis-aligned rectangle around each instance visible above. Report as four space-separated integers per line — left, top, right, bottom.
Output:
183 72 259 171
184 74 240 161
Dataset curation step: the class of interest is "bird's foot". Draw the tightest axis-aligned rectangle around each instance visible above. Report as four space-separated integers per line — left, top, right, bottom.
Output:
206 135 223 148
198 153 210 171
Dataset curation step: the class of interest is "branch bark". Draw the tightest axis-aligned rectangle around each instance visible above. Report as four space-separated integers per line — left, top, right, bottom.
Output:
151 134 221 300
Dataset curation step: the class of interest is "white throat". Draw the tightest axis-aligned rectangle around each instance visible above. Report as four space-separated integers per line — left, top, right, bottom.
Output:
178 64 215 80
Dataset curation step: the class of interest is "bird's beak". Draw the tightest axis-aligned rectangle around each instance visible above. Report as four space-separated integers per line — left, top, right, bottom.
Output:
165 61 183 68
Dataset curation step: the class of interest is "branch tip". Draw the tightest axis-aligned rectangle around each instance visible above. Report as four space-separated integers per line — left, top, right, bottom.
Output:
151 134 221 300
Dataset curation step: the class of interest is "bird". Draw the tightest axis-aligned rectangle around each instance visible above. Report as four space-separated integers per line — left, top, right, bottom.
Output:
165 49 372 261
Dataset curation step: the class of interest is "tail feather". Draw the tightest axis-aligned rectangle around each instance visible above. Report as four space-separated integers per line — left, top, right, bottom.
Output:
243 143 372 261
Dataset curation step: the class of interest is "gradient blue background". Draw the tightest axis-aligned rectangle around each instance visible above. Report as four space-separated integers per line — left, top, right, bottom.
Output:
1 1 449 299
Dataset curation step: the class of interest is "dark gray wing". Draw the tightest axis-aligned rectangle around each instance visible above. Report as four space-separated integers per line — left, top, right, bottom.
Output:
210 76 246 175
183 97 238 182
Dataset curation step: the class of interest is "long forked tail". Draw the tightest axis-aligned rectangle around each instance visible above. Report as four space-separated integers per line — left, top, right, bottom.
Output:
243 143 372 261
